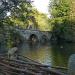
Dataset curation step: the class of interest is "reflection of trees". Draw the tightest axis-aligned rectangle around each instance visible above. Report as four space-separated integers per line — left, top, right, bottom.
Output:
18 43 52 64
17 42 75 66
51 43 75 67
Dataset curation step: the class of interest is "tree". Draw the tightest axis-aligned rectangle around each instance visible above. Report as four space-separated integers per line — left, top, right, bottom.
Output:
0 0 32 19
48 0 74 41
0 0 33 48
9 0 33 28
70 0 75 19
32 9 50 31
49 0 70 18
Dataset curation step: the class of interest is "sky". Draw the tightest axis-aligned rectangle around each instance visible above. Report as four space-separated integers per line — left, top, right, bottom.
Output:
32 0 50 15
7 0 50 17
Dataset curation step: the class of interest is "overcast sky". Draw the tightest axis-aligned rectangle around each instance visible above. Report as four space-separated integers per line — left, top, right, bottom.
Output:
32 0 49 15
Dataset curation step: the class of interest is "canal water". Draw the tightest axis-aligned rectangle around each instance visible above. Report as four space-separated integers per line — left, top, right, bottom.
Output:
17 42 75 68
0 42 75 68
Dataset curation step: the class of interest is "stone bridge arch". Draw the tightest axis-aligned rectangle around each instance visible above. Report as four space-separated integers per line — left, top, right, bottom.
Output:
41 35 48 42
28 34 39 42
23 30 41 42
16 28 52 42
40 31 52 41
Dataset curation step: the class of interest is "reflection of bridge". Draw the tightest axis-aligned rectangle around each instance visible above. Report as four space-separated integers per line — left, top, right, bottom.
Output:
15 28 52 42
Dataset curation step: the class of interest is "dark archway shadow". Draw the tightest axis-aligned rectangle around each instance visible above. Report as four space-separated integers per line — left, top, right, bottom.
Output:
41 35 48 44
28 34 38 44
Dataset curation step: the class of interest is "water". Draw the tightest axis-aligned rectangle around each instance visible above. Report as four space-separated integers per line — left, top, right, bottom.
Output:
0 41 75 69
17 42 75 68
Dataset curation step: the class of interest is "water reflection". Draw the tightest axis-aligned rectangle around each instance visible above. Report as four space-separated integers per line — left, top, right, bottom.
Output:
0 44 7 54
0 42 75 68
51 43 75 67
18 42 75 68
18 43 52 65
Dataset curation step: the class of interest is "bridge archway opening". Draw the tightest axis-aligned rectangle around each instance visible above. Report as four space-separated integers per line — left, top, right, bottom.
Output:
41 35 48 44
29 34 38 43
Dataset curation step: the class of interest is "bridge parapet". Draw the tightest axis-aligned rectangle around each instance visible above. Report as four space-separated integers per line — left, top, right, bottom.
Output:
41 31 52 41
15 28 52 42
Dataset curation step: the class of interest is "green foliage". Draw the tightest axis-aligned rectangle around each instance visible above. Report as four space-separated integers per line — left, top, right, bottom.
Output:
70 0 75 20
0 0 33 48
48 0 74 41
0 0 51 48
9 1 33 29
32 9 50 31
49 17 73 41
49 0 70 17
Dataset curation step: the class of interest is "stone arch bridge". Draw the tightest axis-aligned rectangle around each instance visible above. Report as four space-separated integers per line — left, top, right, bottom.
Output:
15 28 52 43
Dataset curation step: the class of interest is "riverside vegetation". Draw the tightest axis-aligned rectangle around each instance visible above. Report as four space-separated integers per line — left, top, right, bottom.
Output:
0 0 75 48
